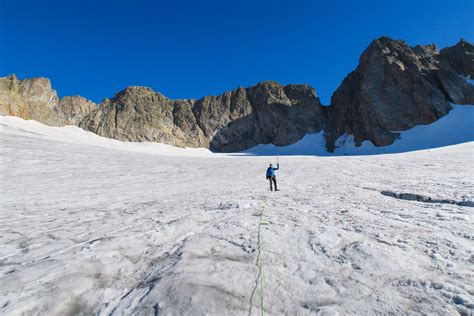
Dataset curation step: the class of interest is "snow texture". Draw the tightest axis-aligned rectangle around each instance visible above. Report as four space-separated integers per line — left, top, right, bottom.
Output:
0 115 473 315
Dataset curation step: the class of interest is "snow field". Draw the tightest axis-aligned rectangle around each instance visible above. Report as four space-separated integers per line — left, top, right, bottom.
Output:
0 117 473 315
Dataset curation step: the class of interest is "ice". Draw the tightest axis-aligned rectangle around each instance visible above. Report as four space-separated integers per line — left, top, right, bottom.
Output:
0 116 473 315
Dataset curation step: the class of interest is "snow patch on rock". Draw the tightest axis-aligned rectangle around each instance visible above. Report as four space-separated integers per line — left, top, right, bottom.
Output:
243 104 474 156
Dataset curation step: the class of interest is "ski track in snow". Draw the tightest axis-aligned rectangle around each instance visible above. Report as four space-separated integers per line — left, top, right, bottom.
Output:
0 118 474 315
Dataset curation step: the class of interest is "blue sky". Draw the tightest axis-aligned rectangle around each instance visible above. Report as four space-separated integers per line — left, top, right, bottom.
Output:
1 0 472 104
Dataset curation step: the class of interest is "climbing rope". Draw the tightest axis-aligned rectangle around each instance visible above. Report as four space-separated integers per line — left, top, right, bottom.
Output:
249 200 268 316
258 212 264 315
257 201 268 316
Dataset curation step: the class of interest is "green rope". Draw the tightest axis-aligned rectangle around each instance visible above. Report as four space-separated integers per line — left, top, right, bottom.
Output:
259 225 264 316
258 203 267 316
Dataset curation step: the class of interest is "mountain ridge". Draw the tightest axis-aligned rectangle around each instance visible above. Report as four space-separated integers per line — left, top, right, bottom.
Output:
1 36 473 152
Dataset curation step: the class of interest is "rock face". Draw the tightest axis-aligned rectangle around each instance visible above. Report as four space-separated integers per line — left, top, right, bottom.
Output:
0 37 472 152
440 39 474 77
436 39 474 104
79 81 326 151
0 74 62 125
58 96 97 125
193 81 326 152
0 74 97 126
79 86 208 148
325 37 474 151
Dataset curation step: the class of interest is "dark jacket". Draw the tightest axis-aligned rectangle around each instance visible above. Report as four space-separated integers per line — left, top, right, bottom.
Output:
266 164 279 177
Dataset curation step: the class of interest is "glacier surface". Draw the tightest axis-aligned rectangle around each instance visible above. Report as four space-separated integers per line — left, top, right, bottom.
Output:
0 116 473 315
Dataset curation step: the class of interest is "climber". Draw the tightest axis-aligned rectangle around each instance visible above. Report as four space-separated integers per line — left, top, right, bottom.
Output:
266 163 279 191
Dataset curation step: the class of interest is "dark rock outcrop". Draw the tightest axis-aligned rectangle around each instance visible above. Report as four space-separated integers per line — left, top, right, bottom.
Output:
325 37 474 151
436 39 474 104
440 39 474 77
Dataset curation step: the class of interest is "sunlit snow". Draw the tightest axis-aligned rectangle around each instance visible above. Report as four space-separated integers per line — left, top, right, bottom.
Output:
0 115 473 315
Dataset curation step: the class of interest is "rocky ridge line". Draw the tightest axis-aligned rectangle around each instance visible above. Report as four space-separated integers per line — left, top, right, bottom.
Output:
1 37 472 152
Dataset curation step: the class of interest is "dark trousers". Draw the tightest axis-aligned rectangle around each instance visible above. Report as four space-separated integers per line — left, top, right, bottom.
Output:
267 175 277 191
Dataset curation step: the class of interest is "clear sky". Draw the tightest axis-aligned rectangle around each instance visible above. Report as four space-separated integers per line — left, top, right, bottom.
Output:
1 0 473 104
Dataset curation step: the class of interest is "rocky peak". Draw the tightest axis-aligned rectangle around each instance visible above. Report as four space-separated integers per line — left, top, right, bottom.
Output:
0 75 96 126
325 36 473 151
413 43 439 56
112 86 169 106
4 74 18 83
0 75 61 124
246 81 293 106
117 86 164 97
440 39 474 76
361 37 440 74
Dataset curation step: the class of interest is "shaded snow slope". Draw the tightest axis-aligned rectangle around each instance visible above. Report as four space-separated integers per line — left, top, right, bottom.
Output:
462 75 474 86
243 104 474 156
0 120 473 315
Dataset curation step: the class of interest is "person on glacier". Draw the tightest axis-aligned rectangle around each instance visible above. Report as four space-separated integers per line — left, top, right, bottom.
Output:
266 163 279 191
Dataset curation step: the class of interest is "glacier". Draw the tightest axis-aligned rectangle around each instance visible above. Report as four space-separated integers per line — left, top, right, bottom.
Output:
0 115 473 315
